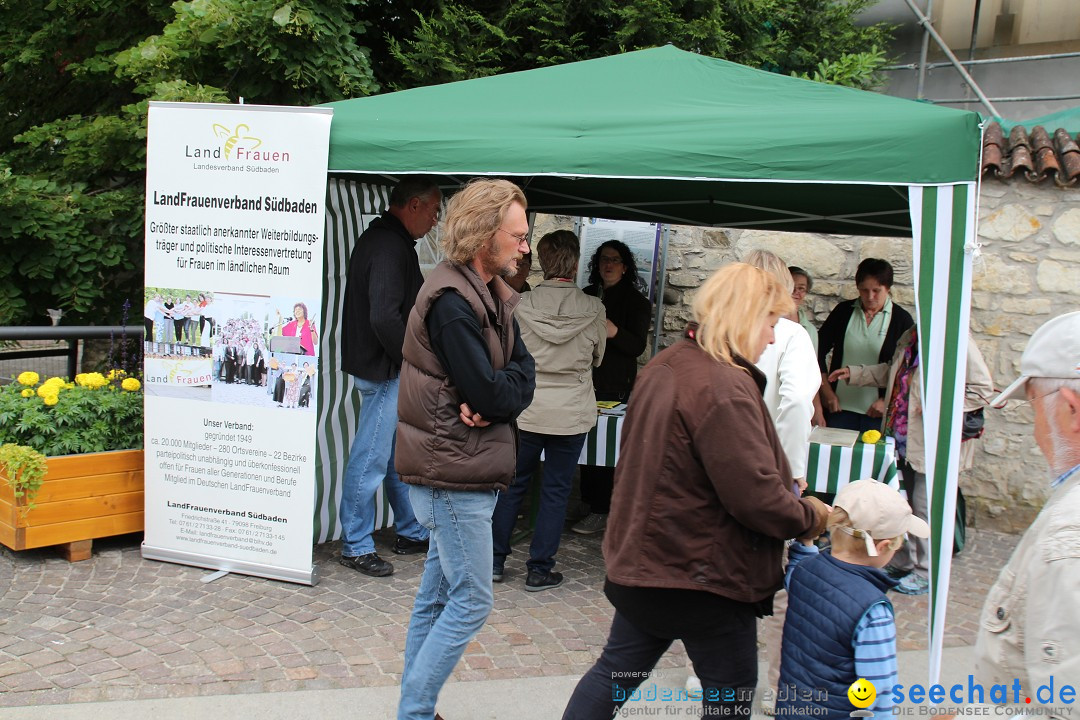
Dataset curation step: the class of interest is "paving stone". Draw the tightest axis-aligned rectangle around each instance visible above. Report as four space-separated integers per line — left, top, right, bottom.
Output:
0 528 1021 706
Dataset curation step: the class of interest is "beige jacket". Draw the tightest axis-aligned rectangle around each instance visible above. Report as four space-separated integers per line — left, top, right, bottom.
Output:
515 280 606 435
846 329 994 473
974 468 1080 718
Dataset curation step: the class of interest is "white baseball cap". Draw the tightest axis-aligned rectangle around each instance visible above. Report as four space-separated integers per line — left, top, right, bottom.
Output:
834 479 930 556
992 311 1080 408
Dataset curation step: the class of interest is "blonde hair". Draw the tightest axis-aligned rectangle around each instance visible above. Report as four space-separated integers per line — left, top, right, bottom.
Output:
691 263 795 366
744 249 794 294
536 230 580 279
441 179 527 265
828 507 904 556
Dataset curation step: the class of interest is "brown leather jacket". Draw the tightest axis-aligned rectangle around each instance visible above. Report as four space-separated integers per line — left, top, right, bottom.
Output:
603 338 829 605
396 261 523 491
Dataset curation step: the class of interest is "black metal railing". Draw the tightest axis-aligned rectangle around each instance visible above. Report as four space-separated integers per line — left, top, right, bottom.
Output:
0 326 144 380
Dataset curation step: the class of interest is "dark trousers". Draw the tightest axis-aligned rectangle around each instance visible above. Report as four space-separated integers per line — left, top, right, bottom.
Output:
578 390 622 514
562 607 758 719
492 430 587 574
579 465 614 514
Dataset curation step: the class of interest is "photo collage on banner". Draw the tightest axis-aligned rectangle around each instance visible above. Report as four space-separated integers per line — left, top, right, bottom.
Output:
142 102 332 585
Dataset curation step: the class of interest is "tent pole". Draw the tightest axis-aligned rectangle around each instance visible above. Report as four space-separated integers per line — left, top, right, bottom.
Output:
651 226 670 357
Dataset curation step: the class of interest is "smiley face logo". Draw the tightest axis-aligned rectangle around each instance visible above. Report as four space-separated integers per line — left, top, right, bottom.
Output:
848 678 876 709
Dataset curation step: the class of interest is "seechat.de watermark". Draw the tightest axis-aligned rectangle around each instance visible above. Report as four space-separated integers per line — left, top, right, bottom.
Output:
892 675 1075 716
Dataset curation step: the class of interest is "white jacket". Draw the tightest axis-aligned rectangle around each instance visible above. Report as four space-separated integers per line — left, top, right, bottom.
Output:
754 318 820 478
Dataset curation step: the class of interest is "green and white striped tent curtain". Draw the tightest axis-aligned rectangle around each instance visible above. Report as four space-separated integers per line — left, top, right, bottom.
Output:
312 176 977 686
910 183 977 684
313 179 393 544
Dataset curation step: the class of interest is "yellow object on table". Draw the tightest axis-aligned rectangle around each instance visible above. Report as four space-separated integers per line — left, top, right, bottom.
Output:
805 437 899 495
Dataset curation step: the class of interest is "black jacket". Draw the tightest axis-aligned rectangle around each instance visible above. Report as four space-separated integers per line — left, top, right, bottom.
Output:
584 278 651 400
817 298 915 397
342 212 425 381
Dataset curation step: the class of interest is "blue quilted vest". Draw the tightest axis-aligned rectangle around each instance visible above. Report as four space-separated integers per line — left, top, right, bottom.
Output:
777 551 896 720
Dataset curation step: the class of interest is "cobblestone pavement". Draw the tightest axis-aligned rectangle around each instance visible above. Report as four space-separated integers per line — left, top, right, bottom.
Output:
0 526 1019 708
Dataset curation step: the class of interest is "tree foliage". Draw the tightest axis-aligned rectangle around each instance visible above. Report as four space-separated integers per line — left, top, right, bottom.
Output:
0 0 376 326
0 0 892 326
378 0 893 90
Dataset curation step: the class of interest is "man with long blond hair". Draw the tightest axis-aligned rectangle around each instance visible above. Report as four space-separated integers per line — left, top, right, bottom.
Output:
563 263 829 720
394 179 536 720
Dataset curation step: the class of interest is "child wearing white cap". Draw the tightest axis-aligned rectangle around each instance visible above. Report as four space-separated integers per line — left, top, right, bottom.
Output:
776 479 931 720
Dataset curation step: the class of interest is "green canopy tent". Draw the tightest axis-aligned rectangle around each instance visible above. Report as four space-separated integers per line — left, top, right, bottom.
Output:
315 46 982 683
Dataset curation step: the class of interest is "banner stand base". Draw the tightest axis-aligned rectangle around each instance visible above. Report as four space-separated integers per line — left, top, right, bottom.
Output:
142 543 318 586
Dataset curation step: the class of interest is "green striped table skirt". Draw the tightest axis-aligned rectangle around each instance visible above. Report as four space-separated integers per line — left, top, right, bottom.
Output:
580 414 623 467
805 437 899 495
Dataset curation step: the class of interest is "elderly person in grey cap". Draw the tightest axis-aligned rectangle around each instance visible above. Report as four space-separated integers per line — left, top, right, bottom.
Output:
974 310 1080 714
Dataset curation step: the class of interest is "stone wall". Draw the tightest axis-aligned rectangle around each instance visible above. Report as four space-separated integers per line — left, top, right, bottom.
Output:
533 176 1080 532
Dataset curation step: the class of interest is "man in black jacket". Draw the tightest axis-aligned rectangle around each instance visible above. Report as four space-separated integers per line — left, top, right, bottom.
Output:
339 178 441 577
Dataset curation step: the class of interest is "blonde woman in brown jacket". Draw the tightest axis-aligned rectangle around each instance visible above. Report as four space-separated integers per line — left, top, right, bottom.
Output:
562 263 830 720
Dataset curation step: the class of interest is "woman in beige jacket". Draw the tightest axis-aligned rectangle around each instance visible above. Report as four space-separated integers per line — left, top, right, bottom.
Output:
491 230 607 592
829 328 994 594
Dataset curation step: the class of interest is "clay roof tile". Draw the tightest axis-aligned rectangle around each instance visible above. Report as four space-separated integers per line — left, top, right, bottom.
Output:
1030 126 1060 182
982 121 1079 188
1055 130 1080 187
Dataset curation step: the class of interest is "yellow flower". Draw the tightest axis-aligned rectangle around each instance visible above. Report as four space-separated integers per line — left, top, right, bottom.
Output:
42 394 59 407
20 388 34 398
121 378 141 392
17 371 39 386
38 377 66 397
75 372 107 389
107 369 127 381
861 429 882 444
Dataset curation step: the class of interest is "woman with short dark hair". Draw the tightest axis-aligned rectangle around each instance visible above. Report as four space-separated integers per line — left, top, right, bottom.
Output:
572 240 652 536
817 258 915 432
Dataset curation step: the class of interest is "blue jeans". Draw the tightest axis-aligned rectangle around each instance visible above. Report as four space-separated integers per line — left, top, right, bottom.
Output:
399 485 498 720
340 376 426 556
491 430 586 574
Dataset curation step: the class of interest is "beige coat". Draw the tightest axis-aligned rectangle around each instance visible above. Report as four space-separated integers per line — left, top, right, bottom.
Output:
515 280 606 435
975 468 1080 719
847 329 994 473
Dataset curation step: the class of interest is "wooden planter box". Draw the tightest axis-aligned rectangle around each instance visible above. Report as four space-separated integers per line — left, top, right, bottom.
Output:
0 449 144 562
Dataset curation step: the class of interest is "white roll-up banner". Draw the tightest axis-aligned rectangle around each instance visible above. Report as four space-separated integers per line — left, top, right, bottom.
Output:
141 102 332 585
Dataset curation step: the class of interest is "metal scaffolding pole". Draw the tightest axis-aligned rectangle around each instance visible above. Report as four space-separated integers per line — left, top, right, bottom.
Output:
902 0 1002 119
889 51 1080 71
916 0 933 99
